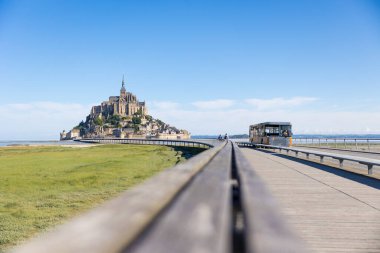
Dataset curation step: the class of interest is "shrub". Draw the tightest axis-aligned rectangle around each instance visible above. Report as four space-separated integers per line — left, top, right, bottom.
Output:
132 117 141 125
94 117 103 126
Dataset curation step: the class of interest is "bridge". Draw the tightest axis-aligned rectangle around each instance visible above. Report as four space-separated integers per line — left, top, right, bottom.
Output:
13 138 380 253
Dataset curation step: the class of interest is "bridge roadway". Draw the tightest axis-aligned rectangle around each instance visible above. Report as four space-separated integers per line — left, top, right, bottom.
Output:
241 147 380 252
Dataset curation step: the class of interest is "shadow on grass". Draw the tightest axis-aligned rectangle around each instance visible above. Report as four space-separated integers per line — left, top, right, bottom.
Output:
252 148 380 190
171 146 206 164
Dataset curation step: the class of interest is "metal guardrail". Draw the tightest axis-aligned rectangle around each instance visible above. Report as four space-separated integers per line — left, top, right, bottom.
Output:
12 141 306 253
75 138 214 149
293 137 380 151
238 142 380 175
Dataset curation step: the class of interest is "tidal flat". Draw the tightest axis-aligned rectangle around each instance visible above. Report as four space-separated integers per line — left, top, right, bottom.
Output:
0 144 203 252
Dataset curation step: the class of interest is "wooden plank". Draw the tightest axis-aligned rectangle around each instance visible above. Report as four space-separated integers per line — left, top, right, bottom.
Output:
240 147 380 252
124 142 233 253
12 142 227 253
233 143 308 253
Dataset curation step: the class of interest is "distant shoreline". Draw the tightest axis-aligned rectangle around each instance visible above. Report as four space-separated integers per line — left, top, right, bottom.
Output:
0 140 89 147
192 134 380 139
2 134 380 146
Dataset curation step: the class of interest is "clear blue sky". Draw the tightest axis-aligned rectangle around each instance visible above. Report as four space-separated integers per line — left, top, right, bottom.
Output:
1 0 380 139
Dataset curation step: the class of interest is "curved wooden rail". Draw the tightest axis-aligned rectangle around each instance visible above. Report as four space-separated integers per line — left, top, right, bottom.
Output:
75 138 215 149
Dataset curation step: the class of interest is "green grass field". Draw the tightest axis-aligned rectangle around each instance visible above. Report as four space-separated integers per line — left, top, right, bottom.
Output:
0 144 203 252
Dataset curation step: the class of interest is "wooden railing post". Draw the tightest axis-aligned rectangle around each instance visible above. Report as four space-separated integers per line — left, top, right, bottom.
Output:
367 164 373 175
339 159 344 169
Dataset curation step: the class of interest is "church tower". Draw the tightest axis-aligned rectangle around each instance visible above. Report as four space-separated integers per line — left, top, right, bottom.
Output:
118 75 127 115
120 75 126 97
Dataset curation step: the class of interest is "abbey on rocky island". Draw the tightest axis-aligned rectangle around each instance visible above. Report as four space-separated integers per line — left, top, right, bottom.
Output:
60 77 190 140
90 76 147 119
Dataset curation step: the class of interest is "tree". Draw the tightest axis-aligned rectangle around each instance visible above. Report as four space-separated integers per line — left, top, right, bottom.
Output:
132 116 141 125
156 119 164 126
145 115 153 122
94 117 103 126
74 120 86 130
94 117 104 134
106 115 121 126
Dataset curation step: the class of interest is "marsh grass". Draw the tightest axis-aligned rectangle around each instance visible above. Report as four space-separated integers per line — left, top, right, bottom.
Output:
0 144 203 252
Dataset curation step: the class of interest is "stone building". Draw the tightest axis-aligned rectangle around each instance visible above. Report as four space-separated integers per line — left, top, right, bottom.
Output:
60 129 80 140
59 75 191 140
90 76 147 118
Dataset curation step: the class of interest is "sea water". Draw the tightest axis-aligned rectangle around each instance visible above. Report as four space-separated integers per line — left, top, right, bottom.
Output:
0 140 81 147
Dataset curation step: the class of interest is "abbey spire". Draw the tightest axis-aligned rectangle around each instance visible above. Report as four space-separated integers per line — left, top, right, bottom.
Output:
120 75 126 93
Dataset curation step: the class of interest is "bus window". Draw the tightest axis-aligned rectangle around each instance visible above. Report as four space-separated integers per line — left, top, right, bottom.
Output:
265 126 280 136
280 125 292 137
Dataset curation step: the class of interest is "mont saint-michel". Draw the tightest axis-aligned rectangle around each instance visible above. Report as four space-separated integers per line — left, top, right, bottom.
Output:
60 77 190 140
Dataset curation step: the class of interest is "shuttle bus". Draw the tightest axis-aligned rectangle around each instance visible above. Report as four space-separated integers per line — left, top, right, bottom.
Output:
249 122 292 147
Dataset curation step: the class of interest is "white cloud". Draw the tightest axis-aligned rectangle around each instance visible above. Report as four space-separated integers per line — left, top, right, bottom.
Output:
192 99 235 110
149 101 180 110
1 98 379 139
245 97 318 111
150 102 380 135
0 102 93 140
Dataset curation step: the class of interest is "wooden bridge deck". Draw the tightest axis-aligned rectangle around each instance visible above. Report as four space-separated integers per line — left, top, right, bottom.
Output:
241 148 380 253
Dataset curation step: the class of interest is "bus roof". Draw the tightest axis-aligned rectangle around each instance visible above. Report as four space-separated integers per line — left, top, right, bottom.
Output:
250 122 292 127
